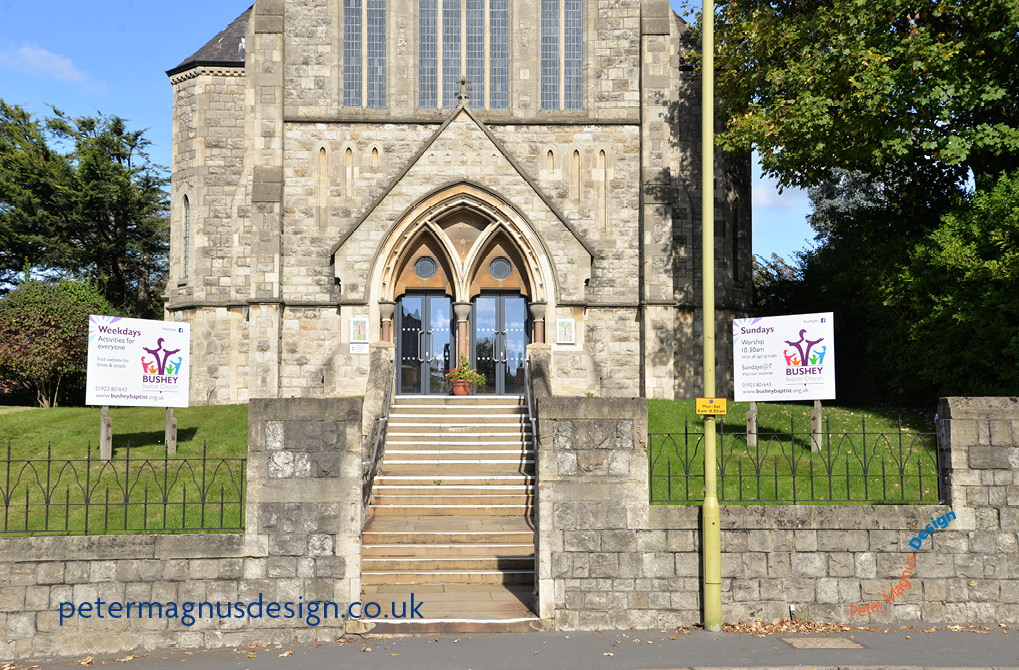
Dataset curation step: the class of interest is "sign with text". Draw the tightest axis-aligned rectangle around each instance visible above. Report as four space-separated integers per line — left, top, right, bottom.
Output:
732 313 835 402
695 398 727 415
86 316 191 407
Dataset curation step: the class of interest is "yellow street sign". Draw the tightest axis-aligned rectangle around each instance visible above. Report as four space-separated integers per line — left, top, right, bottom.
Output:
695 398 727 415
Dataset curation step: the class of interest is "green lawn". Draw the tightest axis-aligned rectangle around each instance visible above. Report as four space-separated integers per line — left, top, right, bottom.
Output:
648 399 941 505
0 404 248 535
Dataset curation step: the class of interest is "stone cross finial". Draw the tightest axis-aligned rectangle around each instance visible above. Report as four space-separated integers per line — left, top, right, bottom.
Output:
457 76 471 105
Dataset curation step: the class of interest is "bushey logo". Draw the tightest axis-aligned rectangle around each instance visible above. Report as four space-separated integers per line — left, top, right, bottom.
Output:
782 328 827 368
141 338 183 382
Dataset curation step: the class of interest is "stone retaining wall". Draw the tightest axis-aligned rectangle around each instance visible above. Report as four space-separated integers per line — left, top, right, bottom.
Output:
0 398 362 660
536 395 1019 629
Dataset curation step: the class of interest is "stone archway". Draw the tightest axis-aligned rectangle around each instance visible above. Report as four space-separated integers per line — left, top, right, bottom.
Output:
372 182 554 366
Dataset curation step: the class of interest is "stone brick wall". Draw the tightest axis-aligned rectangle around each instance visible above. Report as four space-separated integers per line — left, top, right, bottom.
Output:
0 398 362 660
537 396 1019 629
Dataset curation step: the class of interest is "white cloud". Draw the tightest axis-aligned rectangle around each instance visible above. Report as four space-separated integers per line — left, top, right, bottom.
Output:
0 44 103 92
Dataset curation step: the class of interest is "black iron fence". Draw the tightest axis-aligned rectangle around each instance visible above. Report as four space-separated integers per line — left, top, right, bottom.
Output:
0 442 246 535
650 417 944 504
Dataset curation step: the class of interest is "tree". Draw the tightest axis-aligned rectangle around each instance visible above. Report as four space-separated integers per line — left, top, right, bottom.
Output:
0 101 168 316
902 170 1019 396
714 0 1019 192
0 280 114 407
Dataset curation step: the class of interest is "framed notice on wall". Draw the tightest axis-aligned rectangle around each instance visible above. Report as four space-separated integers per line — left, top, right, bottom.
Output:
350 316 369 354
556 318 576 345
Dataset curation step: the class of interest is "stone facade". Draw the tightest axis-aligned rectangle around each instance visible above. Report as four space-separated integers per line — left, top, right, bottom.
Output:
536 394 1019 628
164 0 752 404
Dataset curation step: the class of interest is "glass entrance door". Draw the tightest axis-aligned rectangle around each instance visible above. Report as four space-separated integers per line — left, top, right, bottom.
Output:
396 294 453 394
472 294 528 395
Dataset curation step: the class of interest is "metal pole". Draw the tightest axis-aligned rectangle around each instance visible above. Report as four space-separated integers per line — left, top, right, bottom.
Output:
701 0 722 632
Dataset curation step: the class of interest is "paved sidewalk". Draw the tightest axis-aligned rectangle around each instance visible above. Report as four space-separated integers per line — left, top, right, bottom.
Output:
10 624 1019 670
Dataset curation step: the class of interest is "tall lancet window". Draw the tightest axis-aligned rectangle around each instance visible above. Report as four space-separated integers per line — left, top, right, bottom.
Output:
541 0 582 110
419 0 509 110
182 195 190 280
345 0 387 108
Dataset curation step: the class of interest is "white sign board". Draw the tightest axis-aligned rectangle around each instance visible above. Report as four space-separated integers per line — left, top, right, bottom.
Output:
86 316 191 407
732 312 835 402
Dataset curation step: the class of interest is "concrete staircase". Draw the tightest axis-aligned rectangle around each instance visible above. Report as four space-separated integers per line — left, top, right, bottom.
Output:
359 395 539 633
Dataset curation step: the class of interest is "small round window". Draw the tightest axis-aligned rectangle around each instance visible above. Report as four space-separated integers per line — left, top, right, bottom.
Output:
414 257 437 279
489 257 512 280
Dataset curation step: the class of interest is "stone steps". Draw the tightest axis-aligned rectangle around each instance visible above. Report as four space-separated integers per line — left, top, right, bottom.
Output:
360 394 537 631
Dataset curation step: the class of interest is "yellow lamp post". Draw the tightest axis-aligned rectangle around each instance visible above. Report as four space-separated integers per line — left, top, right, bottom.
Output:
701 0 722 633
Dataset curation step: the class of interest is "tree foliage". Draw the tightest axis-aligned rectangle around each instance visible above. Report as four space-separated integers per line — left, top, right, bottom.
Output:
715 0 1019 191
0 101 168 316
0 280 113 407
902 170 1019 396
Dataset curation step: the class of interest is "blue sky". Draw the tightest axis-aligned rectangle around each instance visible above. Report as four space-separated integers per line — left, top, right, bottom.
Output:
0 0 813 261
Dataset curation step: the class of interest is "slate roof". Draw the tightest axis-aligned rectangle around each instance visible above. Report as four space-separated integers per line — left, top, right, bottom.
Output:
166 6 252 77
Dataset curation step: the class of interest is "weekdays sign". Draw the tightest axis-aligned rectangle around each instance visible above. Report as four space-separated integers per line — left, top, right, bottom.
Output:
732 312 835 402
86 316 191 407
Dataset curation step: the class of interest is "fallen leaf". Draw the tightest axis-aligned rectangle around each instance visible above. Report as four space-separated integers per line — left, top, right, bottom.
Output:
114 655 138 663
362 647 373 653
278 651 293 658
391 653 402 656
79 658 95 667
603 653 614 656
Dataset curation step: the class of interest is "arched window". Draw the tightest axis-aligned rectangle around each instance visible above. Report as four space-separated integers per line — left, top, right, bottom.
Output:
344 0 387 108
419 0 509 110
182 195 190 279
345 148 354 197
541 0 583 110
546 150 555 171
572 150 581 197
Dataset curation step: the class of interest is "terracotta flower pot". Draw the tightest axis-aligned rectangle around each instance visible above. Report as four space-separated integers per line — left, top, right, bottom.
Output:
451 381 471 396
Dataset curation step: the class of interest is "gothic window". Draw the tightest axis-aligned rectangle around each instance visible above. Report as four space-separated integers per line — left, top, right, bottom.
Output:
541 0 582 111
419 0 509 110
344 0 387 108
182 195 190 280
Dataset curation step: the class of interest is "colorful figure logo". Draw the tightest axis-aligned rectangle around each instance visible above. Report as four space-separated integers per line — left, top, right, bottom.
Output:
141 338 183 377
783 330 825 367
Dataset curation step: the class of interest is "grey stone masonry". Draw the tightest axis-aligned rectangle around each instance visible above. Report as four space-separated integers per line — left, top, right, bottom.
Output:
0 398 362 660
537 396 1019 629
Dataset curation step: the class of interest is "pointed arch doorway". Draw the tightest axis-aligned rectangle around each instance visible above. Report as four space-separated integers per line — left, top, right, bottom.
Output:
376 183 550 395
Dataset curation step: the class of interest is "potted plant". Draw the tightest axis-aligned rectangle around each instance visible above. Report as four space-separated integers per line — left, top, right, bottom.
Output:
446 354 485 395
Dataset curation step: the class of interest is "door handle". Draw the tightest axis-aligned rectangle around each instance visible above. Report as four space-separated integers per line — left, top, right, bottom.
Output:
416 330 426 363
498 330 508 363
426 330 434 363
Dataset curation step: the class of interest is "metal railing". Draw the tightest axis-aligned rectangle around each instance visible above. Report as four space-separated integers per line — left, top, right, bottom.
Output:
361 357 396 511
650 417 944 504
524 356 538 451
0 442 246 535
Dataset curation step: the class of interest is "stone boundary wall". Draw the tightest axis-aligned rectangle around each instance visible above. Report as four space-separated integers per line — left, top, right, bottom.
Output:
537 396 1019 629
0 398 362 660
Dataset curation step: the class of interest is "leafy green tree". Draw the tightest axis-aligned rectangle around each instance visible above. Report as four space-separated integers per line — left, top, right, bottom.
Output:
0 101 168 316
0 280 114 407
902 170 1019 396
715 0 1019 192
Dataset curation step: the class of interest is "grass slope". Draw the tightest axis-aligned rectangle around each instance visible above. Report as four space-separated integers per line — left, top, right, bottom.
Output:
0 405 248 535
648 400 940 505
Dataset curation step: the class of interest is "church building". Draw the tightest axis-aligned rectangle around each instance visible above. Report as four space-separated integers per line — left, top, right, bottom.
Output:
165 0 751 404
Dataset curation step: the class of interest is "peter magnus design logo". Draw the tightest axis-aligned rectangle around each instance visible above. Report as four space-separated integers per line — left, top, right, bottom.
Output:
141 338 184 384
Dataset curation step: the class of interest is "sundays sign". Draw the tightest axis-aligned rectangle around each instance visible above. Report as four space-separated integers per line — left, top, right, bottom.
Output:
732 312 835 402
